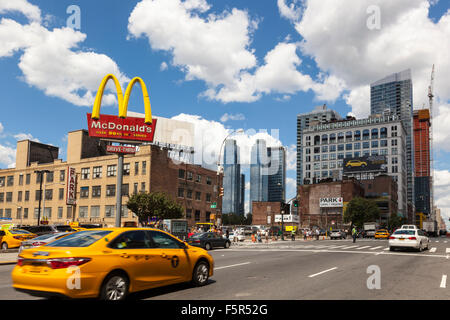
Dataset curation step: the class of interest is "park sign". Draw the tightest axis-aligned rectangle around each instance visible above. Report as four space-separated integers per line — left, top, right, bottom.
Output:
319 197 343 208
66 167 76 205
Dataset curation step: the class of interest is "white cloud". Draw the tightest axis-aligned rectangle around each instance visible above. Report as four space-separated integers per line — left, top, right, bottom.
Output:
277 0 304 22
0 0 41 23
160 61 168 71
432 169 450 228
433 102 450 152
293 0 450 115
285 144 296 171
14 133 39 142
0 1 128 107
128 0 344 104
0 122 3 134
220 113 245 122
286 177 297 199
0 144 15 169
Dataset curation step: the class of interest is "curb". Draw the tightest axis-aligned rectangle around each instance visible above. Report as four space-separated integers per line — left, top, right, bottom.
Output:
0 261 17 266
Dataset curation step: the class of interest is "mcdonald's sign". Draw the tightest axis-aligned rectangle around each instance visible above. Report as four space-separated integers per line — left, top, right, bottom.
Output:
87 74 157 142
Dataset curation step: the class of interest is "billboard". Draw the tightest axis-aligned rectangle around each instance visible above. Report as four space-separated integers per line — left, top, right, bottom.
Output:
343 155 387 174
319 198 343 208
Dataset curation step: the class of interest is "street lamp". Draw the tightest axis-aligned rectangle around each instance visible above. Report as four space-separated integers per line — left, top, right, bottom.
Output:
216 129 244 226
34 170 50 226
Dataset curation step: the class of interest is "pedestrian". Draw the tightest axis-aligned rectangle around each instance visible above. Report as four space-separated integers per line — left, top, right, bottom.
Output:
352 226 357 243
226 228 230 240
315 228 320 240
251 233 256 243
291 229 295 241
257 231 262 243
265 230 269 243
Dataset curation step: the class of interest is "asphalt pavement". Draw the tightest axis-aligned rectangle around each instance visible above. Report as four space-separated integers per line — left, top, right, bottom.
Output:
1 237 450 300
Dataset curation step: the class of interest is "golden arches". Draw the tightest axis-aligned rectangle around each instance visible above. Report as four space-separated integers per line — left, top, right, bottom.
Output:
91 74 152 125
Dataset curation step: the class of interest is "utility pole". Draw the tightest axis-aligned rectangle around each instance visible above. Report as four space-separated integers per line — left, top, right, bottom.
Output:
34 170 49 226
115 152 124 228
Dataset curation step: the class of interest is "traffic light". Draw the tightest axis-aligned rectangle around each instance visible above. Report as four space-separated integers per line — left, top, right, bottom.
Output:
293 200 299 207
219 187 224 197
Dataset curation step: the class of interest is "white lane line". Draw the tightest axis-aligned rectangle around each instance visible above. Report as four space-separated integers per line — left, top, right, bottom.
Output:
430 247 437 253
440 275 447 288
384 248 390 251
356 246 371 250
308 267 338 278
446 248 450 254
341 245 358 249
445 241 448 243
215 262 251 270
369 246 383 250
331 245 347 249
435 241 439 243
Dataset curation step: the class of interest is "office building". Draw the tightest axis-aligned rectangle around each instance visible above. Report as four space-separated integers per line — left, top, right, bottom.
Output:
267 146 286 203
222 139 241 214
240 174 245 215
370 70 414 215
297 104 342 186
249 139 269 213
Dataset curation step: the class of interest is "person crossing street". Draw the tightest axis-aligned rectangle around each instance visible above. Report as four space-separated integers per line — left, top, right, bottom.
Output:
352 226 357 243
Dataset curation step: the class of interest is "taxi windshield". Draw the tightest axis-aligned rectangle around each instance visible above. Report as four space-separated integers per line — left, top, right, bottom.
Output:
45 230 112 247
9 229 32 235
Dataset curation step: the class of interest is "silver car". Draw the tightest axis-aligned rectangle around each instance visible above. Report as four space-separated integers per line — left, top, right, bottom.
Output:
389 229 430 252
18 232 71 253
330 229 346 240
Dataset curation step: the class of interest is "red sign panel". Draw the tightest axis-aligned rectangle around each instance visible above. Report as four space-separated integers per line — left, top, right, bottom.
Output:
66 167 76 205
106 145 137 154
87 113 157 142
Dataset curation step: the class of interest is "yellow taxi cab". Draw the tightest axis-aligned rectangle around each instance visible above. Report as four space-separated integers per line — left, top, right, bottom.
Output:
374 229 390 239
12 227 214 300
0 228 37 250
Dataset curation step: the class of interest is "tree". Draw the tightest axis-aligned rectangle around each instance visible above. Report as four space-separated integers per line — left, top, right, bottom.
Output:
127 191 184 225
343 197 380 228
222 213 251 226
388 213 407 230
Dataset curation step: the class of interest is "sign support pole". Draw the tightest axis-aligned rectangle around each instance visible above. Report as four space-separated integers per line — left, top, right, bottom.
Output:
115 153 124 227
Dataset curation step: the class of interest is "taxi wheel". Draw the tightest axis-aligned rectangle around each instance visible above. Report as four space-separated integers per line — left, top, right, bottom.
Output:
100 272 129 301
205 243 212 250
192 261 209 287
1 242 7 250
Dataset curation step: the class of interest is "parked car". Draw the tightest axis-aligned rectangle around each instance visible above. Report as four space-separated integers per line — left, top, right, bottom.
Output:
389 228 430 252
224 231 245 242
188 232 231 250
18 232 73 253
20 225 76 236
330 229 346 240
0 228 37 250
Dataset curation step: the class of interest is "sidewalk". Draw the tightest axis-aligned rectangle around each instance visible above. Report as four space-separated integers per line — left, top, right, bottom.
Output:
231 236 331 247
0 251 18 265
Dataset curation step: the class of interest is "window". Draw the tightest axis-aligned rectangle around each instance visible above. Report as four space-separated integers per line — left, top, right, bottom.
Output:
330 154 336 160
141 182 146 192
338 144 344 151
58 207 63 219
26 174 30 185
121 184 129 196
346 144 352 150
5 208 11 218
93 166 102 179
6 192 12 202
59 188 64 200
47 230 112 248
392 166 398 173
60 170 65 182
206 193 211 202
322 154 328 161
123 163 130 176
33 208 39 219
43 207 51 218
363 142 370 149
24 208 28 219
392 157 398 164
354 143 361 150
121 205 128 218
106 185 115 197
338 153 344 160
314 163 320 170
206 177 212 185
178 169 185 179
306 148 311 154
380 149 388 155
46 171 54 183
380 127 387 138
66 206 72 219
314 135 320 145
19 174 23 186
206 212 211 222
338 132 344 142
35 190 42 201
0 177 4 187
380 140 388 147
90 206 100 218
110 231 151 249
92 186 101 198
17 191 22 202
391 139 397 146
392 148 398 155
107 165 117 177
330 162 336 169
25 191 29 201
44 189 52 200
142 161 146 175
195 210 201 222
36 173 42 184
187 190 193 199
187 172 193 180
148 231 182 249
371 128 378 139
135 162 139 175
354 130 361 141
321 146 328 153
81 168 90 180
105 205 115 218
7 176 14 186
371 150 378 156
314 147 320 154
196 174 202 183
305 156 311 162
134 183 138 195
178 188 184 198
322 162 328 170
371 141 378 148
363 129 370 140
314 155 320 161
330 145 336 152
363 150 370 157
354 152 361 157
346 131 352 141
329 133 336 143
321 134 328 144
195 192 201 201
79 206 88 218
80 186 89 198
186 209 192 219
346 152 353 158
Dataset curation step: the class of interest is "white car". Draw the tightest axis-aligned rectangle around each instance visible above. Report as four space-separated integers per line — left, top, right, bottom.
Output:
389 229 430 252
399 224 419 230
330 229 346 240
224 232 245 242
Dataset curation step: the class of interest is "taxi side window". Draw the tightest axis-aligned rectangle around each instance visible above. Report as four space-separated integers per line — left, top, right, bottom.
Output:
148 231 182 249
109 231 152 249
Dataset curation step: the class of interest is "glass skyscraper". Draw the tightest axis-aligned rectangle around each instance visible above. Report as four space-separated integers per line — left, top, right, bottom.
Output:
371 69 414 215
267 146 286 203
250 139 269 213
222 139 241 214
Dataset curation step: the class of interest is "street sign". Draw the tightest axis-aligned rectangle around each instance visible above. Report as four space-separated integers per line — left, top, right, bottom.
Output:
106 145 136 154
210 202 217 209
275 215 300 223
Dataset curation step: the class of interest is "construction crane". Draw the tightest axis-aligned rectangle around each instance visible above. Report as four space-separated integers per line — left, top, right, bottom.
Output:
428 64 435 223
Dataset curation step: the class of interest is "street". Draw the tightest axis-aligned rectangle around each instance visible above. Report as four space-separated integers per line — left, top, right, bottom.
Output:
1 237 450 300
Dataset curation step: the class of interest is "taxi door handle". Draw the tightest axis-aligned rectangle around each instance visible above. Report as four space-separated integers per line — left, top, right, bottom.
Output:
161 253 167 258
120 253 130 258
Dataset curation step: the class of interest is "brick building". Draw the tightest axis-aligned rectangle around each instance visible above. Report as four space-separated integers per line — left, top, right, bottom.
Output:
0 130 221 228
297 179 364 229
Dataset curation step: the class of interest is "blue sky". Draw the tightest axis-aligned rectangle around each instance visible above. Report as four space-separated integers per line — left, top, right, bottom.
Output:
0 0 449 225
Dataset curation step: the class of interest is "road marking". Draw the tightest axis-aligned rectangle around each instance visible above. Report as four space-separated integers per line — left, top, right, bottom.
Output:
308 267 338 278
369 246 383 250
440 275 447 288
445 241 448 243
430 247 437 253
341 245 358 249
331 245 347 249
435 241 439 243
356 246 371 250
215 262 251 270
384 248 390 251
446 248 450 254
